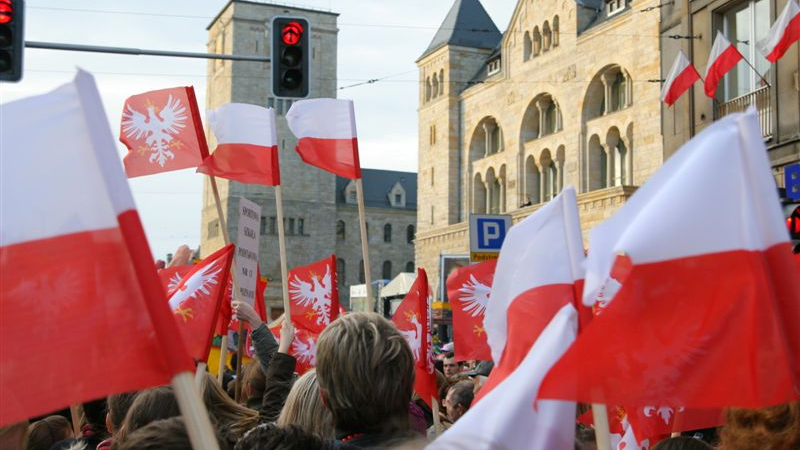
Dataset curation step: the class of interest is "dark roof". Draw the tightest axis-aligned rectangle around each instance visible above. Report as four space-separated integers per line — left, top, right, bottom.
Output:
418 0 502 61
336 169 417 210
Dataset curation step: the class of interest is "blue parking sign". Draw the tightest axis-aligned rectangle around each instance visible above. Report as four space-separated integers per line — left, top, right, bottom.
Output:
469 214 512 261
786 163 800 200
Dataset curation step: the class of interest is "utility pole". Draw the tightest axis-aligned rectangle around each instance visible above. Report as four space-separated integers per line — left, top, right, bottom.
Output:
25 41 270 62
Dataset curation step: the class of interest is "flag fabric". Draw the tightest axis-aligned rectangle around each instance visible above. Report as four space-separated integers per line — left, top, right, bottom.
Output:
159 265 193 297
269 325 319 375
617 421 652 450
704 32 744 98
625 406 722 443
446 259 496 362
0 71 194 425
661 51 702 106
215 269 268 335
196 103 280 186
756 0 800 62
120 86 208 178
427 304 578 450
393 269 437 409
539 109 800 409
286 98 362 179
288 255 340 334
167 244 234 362
476 186 585 402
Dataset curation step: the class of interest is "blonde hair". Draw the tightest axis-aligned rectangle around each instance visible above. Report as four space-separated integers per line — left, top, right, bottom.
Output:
316 312 414 434
198 372 260 441
276 370 333 439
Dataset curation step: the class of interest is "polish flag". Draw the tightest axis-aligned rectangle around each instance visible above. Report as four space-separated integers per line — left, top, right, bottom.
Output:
704 32 744 98
196 103 280 186
476 186 585 403
756 0 800 62
0 71 194 425
167 244 234 363
269 325 319 375
286 98 362 179
289 255 340 335
661 51 701 106
539 109 800 409
625 406 722 443
393 269 437 409
120 86 208 178
446 259 496 361
427 304 577 450
215 270 267 335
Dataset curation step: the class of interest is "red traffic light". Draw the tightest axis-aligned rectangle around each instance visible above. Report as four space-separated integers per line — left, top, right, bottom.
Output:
0 0 13 25
281 21 303 46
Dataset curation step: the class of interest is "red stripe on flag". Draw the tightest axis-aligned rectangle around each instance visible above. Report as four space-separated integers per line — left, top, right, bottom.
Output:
704 45 743 97
197 143 280 186
767 12 800 62
664 65 701 106
295 137 362 179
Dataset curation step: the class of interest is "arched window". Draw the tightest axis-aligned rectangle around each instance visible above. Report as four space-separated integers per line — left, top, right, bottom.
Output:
406 225 415 244
383 224 392 243
337 258 345 284
611 72 628 112
553 16 560 46
473 173 487 214
523 31 532 61
533 27 542 56
439 69 445 96
432 73 439 98
336 220 345 241
544 101 558 135
543 21 552 51
469 117 502 160
382 261 392 280
425 77 431 102
587 134 608 191
547 160 558 199
583 65 631 121
359 260 365 283
405 261 415 272
524 155 541 205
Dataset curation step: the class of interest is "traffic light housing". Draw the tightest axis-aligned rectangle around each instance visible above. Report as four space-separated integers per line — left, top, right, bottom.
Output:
0 0 23 82
271 17 309 98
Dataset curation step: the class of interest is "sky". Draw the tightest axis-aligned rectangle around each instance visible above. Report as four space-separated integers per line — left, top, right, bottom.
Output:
1 0 517 258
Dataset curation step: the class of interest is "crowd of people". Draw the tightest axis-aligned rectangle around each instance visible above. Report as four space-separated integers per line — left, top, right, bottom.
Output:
1 309 798 450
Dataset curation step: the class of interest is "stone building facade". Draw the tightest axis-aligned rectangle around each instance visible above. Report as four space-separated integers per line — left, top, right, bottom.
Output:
201 1 416 315
416 0 664 298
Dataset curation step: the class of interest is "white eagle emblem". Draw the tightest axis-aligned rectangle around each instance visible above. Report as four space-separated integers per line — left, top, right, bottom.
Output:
292 334 317 366
458 274 491 317
595 276 622 309
167 272 183 295
122 95 188 167
643 406 685 425
168 263 222 311
399 312 423 361
289 264 333 327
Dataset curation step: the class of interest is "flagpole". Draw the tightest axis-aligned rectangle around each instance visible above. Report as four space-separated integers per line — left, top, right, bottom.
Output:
741 56 770 87
274 185 292 322
194 362 208 387
591 404 613 450
355 178 374 311
234 322 246 402
432 397 443 436
172 372 222 450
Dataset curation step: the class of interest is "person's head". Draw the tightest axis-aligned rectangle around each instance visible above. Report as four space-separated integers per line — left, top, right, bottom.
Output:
234 423 334 450
0 421 29 450
198 373 259 442
719 401 800 450
444 381 474 423
115 386 180 445
277 370 333 439
116 417 228 450
316 313 414 434
80 398 108 438
242 360 265 405
106 392 138 435
25 416 72 450
442 353 461 377
652 437 713 450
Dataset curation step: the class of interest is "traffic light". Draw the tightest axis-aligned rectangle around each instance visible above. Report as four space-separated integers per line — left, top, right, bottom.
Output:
271 17 309 98
0 0 23 82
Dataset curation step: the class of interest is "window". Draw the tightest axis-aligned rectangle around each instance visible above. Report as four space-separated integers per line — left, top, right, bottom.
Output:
336 220 346 241
430 124 436 145
383 224 392 243
260 216 267 234
395 194 402 205
432 73 439 97
553 16 560 47
533 27 542 56
487 58 501 76
430 205 434 225
439 69 445 95
721 0 770 101
208 219 220 238
523 31 532 61
288 218 295 235
407 225 415 244
348 190 357 204
359 260 365 283
543 21 552 51
425 77 431 102
610 72 628 112
382 261 392 280
607 0 629 16
405 261 415 272
430 167 434 186
337 258 346 284
269 217 276 235
298 218 305 235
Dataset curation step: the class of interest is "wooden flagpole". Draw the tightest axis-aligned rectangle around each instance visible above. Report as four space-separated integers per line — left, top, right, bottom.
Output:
274 185 292 323
592 403 613 450
234 321 246 402
69 404 82 437
172 372 221 450
431 397 443 436
355 178 373 312
194 362 208 388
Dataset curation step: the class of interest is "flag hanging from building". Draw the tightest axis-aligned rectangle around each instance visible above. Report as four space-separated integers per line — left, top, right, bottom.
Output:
393 269 437 409
0 71 194 426
446 259 496 362
288 255 340 334
539 109 800 409
756 0 800 62
120 86 208 178
661 50 701 106
704 32 744 97
286 98 362 179
197 103 281 186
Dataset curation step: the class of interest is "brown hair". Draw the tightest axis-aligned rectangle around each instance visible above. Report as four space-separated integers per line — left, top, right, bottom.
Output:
719 402 800 450
315 313 414 434
197 372 260 442
116 417 228 450
234 423 333 450
107 392 138 434
242 360 265 404
276 370 333 439
0 421 29 450
652 437 713 450
115 386 180 446
26 416 72 450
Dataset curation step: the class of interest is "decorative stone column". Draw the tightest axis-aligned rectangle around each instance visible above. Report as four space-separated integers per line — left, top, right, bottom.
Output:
483 122 496 157
603 144 613 188
623 138 633 185
535 98 549 137
601 72 615 115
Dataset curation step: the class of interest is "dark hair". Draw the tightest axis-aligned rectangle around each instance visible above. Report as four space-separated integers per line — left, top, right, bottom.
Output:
444 352 455 360
26 416 71 450
447 381 474 410
242 360 265 403
115 386 180 446
107 392 138 433
116 417 228 450
652 437 713 450
574 424 596 450
234 423 334 450
82 398 109 438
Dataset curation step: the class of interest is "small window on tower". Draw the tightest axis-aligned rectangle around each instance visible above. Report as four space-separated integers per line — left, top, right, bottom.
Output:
298 218 305 235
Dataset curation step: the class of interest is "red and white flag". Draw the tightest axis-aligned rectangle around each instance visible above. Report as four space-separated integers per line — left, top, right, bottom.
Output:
625 406 722 443
477 186 585 402
269 325 319 375
120 86 208 178
289 255 340 334
704 32 744 98
661 51 701 106
196 103 280 186
0 71 194 425
446 259 496 362
427 304 578 450
286 98 362 179
539 109 800 409
159 265 193 297
393 269 437 409
167 245 234 362
756 0 800 62
215 270 267 336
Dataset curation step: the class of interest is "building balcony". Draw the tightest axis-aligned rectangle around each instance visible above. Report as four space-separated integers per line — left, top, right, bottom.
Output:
715 85 772 140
